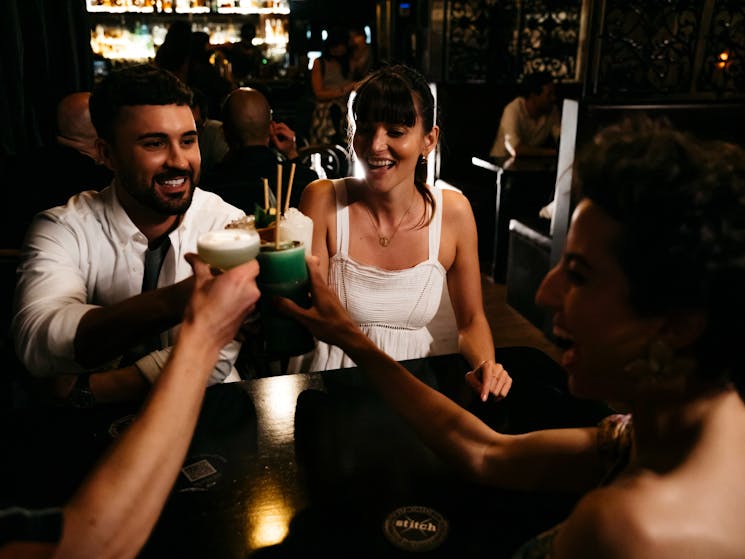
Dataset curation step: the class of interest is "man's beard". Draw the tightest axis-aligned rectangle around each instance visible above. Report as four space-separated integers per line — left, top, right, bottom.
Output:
120 170 196 216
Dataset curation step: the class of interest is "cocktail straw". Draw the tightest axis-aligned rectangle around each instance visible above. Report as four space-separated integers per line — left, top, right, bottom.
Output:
275 164 282 249
263 178 269 210
284 163 296 214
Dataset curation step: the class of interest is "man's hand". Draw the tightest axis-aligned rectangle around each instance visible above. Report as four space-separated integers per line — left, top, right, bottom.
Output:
183 253 261 350
270 121 299 160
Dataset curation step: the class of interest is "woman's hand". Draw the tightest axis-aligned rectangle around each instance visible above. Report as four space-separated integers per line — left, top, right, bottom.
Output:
465 359 512 402
274 256 362 347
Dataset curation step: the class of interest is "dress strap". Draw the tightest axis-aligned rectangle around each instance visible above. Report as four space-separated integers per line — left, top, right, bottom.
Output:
333 178 350 255
428 185 443 261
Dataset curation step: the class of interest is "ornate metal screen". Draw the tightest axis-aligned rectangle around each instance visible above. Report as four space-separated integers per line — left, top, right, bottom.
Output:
588 0 744 98
444 0 581 84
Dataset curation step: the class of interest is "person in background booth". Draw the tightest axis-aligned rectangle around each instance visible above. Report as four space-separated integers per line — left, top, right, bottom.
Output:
190 87 228 175
348 26 372 81
0 255 260 558
153 20 192 82
226 21 264 83
12 63 246 406
186 31 233 121
202 87 318 212
53 92 114 193
308 27 355 146
489 70 560 159
297 64 511 402
282 117 745 558
6 92 115 247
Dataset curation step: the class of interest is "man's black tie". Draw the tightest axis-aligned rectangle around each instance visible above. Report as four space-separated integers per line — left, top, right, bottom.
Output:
120 237 171 366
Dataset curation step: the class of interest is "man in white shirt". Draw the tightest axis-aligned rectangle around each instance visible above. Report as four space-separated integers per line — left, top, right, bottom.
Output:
12 63 246 404
489 71 561 159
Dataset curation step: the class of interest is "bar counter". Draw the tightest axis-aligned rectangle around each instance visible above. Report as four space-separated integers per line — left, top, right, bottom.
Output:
0 347 612 558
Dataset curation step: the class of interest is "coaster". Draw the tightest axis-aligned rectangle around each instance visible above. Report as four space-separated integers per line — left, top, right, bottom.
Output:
383 505 449 552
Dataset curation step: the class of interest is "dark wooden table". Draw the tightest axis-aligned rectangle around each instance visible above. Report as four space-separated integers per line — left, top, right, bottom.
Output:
471 156 557 283
0 348 611 558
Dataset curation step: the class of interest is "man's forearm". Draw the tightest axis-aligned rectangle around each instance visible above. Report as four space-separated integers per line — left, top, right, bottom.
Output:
74 278 192 367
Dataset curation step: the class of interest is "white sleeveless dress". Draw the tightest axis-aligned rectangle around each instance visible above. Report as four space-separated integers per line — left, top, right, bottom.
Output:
307 179 447 371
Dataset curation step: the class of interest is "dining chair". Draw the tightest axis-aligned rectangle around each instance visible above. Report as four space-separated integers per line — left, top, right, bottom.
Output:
295 143 351 179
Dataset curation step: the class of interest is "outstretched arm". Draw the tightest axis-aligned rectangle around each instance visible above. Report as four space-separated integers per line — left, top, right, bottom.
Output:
276 258 606 493
49 255 259 559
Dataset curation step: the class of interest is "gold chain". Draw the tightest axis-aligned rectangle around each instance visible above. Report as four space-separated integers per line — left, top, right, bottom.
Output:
363 193 416 248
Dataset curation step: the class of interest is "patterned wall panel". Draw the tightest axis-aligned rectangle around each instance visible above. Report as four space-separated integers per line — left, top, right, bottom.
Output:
589 0 744 99
593 0 700 96
446 0 499 82
698 1 745 95
517 0 581 80
444 0 581 83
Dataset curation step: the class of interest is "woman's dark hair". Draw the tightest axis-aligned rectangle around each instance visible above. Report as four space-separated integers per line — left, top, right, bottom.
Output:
575 116 745 384
351 64 439 226
90 63 193 142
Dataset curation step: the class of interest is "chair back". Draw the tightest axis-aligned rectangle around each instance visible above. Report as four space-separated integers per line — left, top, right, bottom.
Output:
296 144 351 179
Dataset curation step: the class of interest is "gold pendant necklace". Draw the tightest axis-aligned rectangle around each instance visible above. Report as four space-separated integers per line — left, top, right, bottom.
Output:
364 193 416 248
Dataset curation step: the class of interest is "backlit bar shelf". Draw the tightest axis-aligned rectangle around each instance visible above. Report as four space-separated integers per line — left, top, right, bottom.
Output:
86 0 288 14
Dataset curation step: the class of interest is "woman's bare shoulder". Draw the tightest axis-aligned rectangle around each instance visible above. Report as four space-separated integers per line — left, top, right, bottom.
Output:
300 178 336 207
553 486 654 558
438 185 474 223
553 481 741 559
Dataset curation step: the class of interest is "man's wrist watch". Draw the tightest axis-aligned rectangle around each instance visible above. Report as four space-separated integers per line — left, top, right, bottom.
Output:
66 373 95 408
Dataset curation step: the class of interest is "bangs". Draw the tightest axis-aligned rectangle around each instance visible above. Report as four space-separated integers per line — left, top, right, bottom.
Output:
353 75 418 127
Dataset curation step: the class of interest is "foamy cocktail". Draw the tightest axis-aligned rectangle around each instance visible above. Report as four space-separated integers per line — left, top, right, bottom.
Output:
278 208 313 255
197 228 260 270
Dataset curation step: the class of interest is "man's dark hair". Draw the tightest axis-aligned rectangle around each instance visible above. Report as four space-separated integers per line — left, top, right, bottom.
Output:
521 71 554 97
90 63 193 142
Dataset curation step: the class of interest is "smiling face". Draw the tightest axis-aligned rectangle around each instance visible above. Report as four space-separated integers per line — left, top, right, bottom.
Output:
100 104 200 224
353 116 437 193
535 199 664 401
353 91 438 194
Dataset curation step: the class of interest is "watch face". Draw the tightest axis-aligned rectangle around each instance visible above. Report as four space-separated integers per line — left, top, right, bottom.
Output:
68 375 95 408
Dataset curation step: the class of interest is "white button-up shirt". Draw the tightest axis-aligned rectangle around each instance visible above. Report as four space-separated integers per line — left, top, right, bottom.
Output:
12 186 245 384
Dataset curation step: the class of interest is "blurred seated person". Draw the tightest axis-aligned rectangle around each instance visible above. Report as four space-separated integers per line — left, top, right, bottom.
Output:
489 70 560 159
225 22 264 83
153 20 192 82
186 31 233 122
309 27 355 146
202 87 318 212
3 92 115 247
53 92 113 191
190 87 228 175
281 117 745 558
0 255 260 558
11 64 246 405
349 26 372 80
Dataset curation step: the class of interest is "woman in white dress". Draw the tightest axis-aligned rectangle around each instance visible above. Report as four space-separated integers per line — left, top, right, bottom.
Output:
298 64 512 401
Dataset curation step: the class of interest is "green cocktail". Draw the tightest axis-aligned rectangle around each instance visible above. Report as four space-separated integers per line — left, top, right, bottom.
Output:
256 240 314 356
